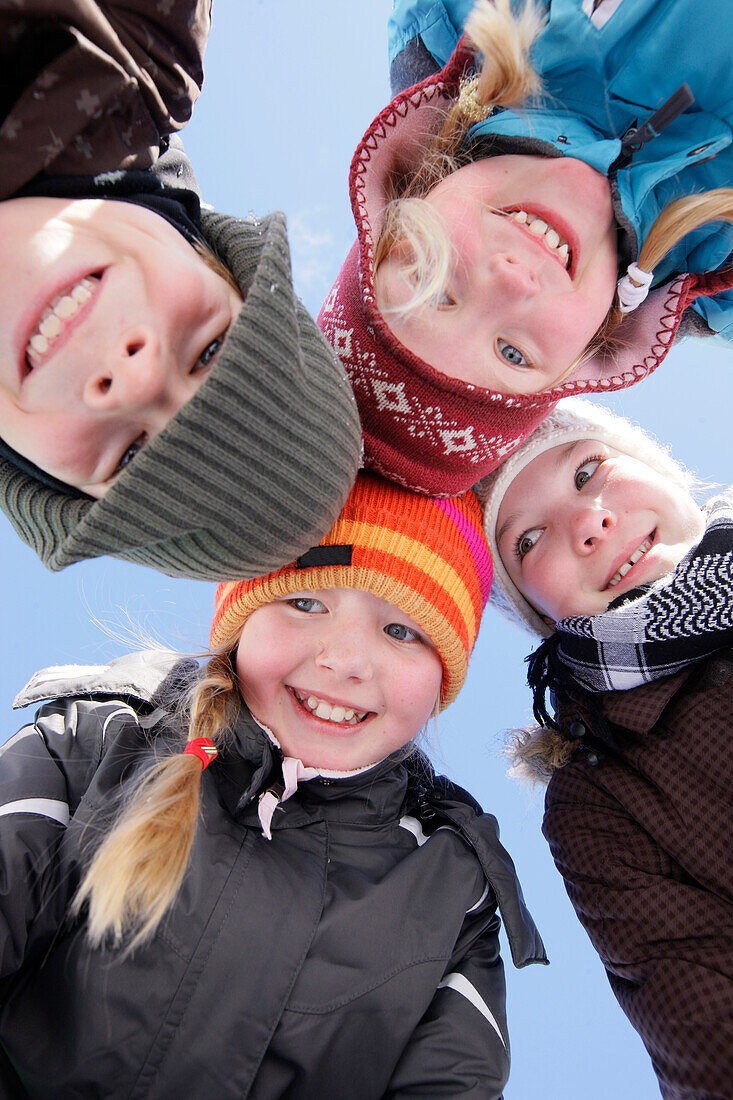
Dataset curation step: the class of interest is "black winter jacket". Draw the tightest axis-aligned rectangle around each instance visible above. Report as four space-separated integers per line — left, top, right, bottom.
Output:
0 652 545 1099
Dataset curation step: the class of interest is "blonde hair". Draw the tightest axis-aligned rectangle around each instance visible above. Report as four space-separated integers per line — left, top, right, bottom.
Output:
505 722 576 786
376 0 733 362
72 625 243 952
73 623 432 950
375 0 545 316
588 190 733 354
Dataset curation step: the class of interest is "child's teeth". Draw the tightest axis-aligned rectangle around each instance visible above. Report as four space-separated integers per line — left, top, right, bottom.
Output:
25 276 98 368
29 334 49 354
299 692 365 724
629 541 651 564
71 283 92 303
606 538 653 588
39 314 62 339
509 210 571 269
55 295 79 319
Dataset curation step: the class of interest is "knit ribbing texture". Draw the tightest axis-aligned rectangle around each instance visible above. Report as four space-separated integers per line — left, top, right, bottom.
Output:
0 211 362 580
211 472 493 707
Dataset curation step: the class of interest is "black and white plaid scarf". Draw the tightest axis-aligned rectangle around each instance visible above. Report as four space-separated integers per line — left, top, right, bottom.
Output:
531 490 733 696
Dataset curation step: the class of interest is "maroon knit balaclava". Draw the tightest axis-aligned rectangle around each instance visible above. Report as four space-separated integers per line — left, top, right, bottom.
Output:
318 38 732 497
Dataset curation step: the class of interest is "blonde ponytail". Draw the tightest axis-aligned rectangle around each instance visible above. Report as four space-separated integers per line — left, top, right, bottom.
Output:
589 189 733 352
638 190 733 275
376 0 544 306
465 0 544 108
73 633 243 952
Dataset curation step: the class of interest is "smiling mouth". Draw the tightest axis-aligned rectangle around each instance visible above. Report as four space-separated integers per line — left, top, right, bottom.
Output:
605 533 655 590
504 209 572 271
25 274 101 371
291 689 370 726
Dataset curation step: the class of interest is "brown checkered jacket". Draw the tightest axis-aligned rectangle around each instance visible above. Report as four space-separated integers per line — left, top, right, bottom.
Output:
544 650 733 1099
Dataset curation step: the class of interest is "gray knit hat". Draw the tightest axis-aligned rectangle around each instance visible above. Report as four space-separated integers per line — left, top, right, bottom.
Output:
0 210 362 580
474 398 695 637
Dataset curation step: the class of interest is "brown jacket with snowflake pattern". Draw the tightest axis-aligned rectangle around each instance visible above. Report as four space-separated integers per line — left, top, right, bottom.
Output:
1 0 210 199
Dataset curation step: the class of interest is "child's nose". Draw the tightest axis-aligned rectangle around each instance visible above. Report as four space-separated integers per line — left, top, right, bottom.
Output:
314 627 374 681
486 252 540 300
83 328 177 413
570 505 616 552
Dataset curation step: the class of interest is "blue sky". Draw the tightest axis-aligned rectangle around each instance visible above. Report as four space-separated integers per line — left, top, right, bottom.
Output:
3 2 732 1095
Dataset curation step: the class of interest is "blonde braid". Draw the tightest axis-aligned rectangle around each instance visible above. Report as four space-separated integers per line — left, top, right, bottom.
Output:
73 628 244 952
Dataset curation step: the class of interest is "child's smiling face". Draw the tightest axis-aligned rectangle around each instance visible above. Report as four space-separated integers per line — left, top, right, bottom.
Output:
374 155 618 394
496 440 705 622
0 197 242 497
235 588 443 770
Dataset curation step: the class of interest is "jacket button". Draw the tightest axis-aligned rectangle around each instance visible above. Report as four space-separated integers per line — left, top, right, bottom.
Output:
557 135 569 144
585 750 599 767
568 721 587 740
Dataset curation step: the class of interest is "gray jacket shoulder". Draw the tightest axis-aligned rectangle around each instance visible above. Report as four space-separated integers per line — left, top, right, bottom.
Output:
14 649 187 710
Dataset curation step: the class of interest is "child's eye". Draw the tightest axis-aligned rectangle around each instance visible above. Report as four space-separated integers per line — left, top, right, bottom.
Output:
436 291 456 309
574 456 602 489
114 434 147 477
287 597 327 614
384 622 421 643
193 331 228 373
514 527 543 560
497 339 529 367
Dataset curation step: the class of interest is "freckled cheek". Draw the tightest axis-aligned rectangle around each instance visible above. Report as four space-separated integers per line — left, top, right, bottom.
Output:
392 661 442 726
236 659 286 718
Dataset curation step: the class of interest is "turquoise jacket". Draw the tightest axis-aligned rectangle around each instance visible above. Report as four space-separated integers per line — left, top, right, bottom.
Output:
387 0 733 338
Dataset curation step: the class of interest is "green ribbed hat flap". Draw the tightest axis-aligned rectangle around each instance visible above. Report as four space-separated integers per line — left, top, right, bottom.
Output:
0 211 362 580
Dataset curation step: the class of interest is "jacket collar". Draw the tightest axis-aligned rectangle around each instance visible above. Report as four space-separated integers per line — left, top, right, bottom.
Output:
600 669 690 734
214 705 411 829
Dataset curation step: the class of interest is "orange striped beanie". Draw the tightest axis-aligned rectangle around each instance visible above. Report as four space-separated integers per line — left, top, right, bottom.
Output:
210 472 492 708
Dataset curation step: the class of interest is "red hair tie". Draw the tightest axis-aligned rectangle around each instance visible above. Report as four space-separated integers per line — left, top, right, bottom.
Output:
184 737 218 770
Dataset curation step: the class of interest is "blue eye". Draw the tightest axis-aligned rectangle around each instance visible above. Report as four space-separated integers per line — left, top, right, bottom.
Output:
385 622 420 642
288 597 326 614
498 340 528 367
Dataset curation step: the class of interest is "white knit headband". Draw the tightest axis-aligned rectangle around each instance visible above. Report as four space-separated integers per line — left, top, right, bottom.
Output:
474 398 695 637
